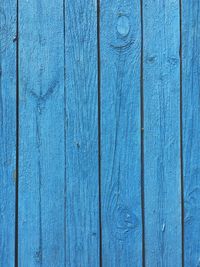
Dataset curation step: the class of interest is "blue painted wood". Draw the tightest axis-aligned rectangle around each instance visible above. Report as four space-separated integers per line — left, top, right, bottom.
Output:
182 2 200 266
3 1 200 265
64 0 100 266
18 1 65 266
143 0 182 266
100 0 142 266
0 1 16 266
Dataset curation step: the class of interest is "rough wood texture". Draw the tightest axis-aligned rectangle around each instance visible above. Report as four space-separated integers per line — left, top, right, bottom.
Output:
182 1 200 266
18 1 65 266
64 0 100 266
143 0 182 266
0 1 16 266
2 0 200 266
100 0 143 266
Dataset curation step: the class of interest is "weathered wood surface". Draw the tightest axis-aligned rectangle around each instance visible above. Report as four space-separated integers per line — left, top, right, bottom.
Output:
64 0 100 266
0 1 16 266
18 1 65 266
143 0 182 266
182 1 200 266
100 0 143 266
17 0 99 266
1 0 200 266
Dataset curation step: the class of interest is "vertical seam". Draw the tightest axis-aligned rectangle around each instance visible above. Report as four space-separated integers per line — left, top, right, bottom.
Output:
140 0 145 266
15 0 19 265
97 0 102 266
63 0 67 265
179 0 184 266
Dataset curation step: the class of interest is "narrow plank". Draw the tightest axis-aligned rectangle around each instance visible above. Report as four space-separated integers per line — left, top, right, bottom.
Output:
143 0 182 266
100 0 142 266
18 1 65 266
0 1 16 266
64 1 100 266
182 2 200 266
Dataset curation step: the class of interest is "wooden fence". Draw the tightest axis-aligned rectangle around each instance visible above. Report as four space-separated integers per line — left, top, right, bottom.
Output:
0 0 199 266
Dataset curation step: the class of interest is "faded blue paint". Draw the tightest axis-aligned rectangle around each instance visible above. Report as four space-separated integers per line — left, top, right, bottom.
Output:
0 1 16 266
1 0 200 266
64 0 100 266
182 1 200 266
18 1 66 266
143 0 182 266
100 0 143 266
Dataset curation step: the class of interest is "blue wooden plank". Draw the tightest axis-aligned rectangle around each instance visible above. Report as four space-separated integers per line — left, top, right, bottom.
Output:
18 1 65 266
0 1 16 266
182 2 200 266
100 1 142 266
64 1 100 266
143 0 182 266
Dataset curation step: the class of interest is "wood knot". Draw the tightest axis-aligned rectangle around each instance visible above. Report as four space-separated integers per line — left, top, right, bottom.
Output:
117 15 130 37
167 56 179 66
108 12 135 54
34 249 42 264
108 205 138 241
146 55 157 64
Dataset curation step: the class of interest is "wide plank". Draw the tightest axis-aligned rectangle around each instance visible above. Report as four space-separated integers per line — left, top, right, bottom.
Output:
0 1 16 266
143 0 182 266
64 0 100 266
182 1 200 266
100 0 143 266
18 1 65 266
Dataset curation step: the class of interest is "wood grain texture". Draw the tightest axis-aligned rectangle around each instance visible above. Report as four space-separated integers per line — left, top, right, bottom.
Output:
64 1 100 266
18 1 65 266
143 0 182 266
0 1 16 266
3 1 200 265
182 1 200 266
100 0 142 266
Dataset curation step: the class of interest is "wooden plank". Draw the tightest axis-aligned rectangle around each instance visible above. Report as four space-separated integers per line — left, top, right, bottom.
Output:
18 1 65 266
182 2 200 266
64 1 100 266
0 1 16 266
143 0 182 266
100 1 142 266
